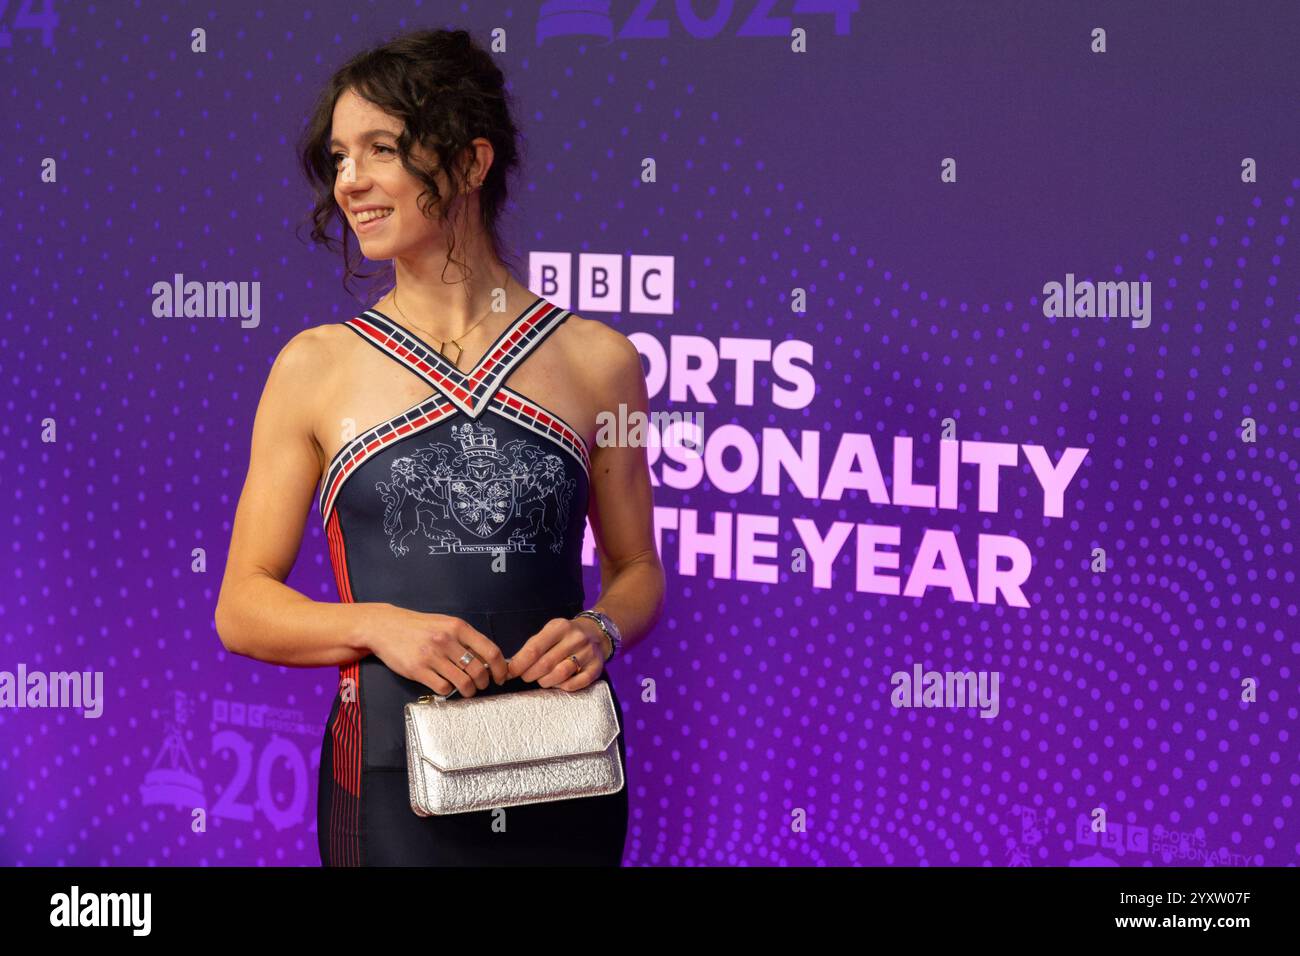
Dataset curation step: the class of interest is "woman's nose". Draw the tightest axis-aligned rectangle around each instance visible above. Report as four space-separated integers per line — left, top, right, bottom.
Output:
337 156 361 186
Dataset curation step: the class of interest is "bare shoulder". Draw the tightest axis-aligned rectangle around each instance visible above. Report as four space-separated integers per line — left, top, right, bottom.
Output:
257 322 359 472
266 322 354 392
281 320 353 361
554 312 644 403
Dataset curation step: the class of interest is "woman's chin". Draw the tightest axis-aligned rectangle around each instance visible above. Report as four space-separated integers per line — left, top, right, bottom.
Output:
358 234 439 260
357 235 396 258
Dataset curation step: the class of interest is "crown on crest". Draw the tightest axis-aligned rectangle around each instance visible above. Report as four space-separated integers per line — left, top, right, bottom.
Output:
452 422 498 454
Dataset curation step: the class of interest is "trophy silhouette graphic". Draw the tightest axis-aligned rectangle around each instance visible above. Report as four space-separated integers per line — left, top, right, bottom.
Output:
140 691 205 809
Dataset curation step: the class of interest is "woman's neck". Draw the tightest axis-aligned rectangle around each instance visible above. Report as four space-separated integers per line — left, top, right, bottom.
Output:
384 257 517 343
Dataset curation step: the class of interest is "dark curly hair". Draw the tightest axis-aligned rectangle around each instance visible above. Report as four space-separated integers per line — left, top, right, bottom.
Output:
297 28 524 298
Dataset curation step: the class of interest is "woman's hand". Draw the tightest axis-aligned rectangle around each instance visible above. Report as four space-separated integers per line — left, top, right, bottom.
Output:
366 605 508 697
506 616 610 690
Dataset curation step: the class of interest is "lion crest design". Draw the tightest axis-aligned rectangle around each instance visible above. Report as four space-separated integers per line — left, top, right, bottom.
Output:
374 421 577 558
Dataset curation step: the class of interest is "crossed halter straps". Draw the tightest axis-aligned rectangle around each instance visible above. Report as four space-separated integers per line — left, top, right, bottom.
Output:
318 297 592 522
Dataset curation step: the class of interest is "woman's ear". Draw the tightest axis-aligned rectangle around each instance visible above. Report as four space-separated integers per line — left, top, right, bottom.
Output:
463 138 494 192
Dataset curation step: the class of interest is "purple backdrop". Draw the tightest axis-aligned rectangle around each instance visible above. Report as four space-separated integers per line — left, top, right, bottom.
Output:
2 1 1297 866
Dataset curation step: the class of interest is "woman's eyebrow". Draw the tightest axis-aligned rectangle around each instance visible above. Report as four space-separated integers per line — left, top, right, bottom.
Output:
327 128 400 149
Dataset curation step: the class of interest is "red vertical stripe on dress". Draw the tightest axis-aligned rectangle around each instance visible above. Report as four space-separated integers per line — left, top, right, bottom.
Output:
326 509 361 866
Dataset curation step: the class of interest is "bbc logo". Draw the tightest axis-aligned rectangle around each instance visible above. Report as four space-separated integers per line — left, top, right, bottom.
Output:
529 253 673 314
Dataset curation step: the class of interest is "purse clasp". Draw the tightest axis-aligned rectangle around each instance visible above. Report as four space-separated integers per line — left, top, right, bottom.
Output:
417 689 460 704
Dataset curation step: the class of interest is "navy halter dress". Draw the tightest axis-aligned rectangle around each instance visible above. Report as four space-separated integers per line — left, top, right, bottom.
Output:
315 295 629 866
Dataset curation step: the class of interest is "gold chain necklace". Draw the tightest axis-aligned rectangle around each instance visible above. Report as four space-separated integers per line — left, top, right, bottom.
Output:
390 278 512 370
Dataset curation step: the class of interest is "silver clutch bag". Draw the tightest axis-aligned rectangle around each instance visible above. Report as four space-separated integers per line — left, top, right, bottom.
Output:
403 679 624 816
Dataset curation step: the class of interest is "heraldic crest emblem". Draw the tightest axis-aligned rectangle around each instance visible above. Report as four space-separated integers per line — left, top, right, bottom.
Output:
375 421 577 558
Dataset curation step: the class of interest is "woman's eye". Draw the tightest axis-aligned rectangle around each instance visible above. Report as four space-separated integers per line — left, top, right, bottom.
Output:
332 145 394 168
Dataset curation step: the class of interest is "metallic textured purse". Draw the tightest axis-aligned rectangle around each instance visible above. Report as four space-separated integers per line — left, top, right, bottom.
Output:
403 679 624 816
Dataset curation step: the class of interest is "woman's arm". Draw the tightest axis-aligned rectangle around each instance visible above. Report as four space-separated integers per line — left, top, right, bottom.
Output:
580 330 666 655
214 327 381 667
487 323 666 687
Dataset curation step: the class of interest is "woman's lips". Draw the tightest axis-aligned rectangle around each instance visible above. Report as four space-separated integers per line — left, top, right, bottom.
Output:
355 209 394 233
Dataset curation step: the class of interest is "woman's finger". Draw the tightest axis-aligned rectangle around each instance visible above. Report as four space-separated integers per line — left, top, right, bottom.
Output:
554 659 599 691
449 619 508 685
430 649 481 697
508 618 569 680
538 640 599 689
454 651 492 690
527 628 599 684
412 664 456 697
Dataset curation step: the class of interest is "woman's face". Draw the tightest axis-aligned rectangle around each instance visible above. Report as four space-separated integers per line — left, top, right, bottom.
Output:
329 87 458 260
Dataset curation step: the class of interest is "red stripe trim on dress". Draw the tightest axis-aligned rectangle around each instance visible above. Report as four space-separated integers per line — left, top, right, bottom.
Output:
318 396 459 521
490 389 592 475
318 385 590 524
325 510 361 867
362 299 553 394
320 301 584 524
347 300 562 418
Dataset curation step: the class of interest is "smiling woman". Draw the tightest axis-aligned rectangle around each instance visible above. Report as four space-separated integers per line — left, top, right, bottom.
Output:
214 28 665 868
297 28 524 297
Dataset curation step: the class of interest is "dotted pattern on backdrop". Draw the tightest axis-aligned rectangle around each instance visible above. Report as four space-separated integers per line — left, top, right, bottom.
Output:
0 3 1296 866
